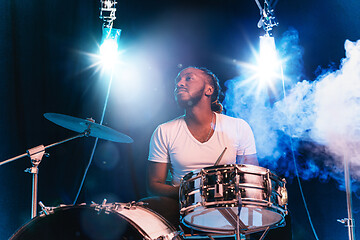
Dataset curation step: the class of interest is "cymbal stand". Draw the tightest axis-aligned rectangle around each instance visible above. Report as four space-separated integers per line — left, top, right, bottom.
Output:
24 145 46 219
0 132 88 219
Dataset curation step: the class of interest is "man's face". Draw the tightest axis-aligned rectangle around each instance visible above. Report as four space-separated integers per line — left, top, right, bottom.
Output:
174 68 211 108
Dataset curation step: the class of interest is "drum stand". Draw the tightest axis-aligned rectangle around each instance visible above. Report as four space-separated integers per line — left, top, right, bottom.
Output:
0 132 88 219
234 211 270 240
257 227 270 240
234 194 270 240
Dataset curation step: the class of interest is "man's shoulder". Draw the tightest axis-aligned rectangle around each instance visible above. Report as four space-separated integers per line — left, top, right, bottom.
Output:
157 115 185 130
217 113 247 124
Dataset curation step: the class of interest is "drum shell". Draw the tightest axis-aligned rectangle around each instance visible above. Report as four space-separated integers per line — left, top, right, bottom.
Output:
10 203 181 240
179 164 287 234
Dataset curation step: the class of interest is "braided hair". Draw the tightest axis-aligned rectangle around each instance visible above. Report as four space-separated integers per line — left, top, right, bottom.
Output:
193 67 223 113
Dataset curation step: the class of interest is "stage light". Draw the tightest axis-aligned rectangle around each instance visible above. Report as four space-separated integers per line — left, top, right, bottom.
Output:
100 27 121 68
258 35 280 86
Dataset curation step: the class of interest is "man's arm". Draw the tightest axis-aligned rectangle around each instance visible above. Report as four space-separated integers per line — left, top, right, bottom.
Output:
236 153 259 165
147 161 179 198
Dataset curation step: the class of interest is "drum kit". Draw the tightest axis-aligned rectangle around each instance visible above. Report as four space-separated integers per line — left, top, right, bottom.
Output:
1 113 288 240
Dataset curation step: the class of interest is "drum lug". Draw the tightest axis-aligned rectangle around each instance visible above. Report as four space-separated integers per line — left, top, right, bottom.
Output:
38 201 55 216
279 186 288 207
265 170 272 203
125 201 139 209
124 200 149 210
112 202 123 211
94 199 113 214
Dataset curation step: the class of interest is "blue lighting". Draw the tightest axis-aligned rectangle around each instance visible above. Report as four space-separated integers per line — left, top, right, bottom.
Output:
100 27 121 68
258 35 280 87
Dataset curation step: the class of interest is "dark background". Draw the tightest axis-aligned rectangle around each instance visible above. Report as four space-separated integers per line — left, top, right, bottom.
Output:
1 0 360 239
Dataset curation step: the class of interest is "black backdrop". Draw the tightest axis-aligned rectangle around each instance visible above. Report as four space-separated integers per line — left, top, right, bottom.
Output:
1 0 360 239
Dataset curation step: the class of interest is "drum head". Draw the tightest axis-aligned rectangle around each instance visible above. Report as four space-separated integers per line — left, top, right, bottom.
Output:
182 205 284 233
10 205 145 240
180 164 287 234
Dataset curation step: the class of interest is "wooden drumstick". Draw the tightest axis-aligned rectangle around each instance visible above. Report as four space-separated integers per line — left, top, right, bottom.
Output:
214 147 227 166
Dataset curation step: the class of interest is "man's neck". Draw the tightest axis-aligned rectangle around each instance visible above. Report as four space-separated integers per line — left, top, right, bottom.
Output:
184 105 213 126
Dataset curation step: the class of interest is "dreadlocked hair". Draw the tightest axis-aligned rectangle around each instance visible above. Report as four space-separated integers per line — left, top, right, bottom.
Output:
194 67 223 113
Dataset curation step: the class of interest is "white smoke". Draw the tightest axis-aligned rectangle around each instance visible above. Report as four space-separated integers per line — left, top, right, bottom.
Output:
276 39 360 171
311 39 360 175
224 31 360 190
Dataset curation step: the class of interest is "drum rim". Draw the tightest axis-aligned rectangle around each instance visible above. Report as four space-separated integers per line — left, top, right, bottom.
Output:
126 203 179 233
181 204 286 234
179 165 288 235
181 164 285 182
181 200 287 217
10 203 179 240
10 204 149 240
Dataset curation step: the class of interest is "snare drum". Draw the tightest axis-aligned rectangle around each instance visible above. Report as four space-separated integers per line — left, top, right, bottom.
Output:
180 164 288 234
10 202 181 240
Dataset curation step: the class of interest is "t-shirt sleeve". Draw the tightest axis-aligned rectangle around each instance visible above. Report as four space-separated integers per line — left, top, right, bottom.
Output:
148 125 170 163
237 120 257 156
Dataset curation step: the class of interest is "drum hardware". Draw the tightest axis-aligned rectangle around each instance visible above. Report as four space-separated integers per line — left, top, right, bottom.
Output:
38 201 55 216
180 164 288 236
94 199 114 214
0 133 86 219
11 201 182 240
124 200 142 209
258 226 270 240
0 113 134 219
92 200 150 214
179 224 245 240
214 171 224 198
265 170 272 203
235 188 245 240
218 208 247 229
24 145 47 219
337 218 355 228
279 183 288 207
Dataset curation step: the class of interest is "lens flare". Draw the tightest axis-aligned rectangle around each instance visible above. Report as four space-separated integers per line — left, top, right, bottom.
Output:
230 35 284 100
100 27 121 69
100 39 119 67
258 35 280 87
224 34 360 194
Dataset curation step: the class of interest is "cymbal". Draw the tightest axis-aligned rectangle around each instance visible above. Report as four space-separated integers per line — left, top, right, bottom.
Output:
44 113 133 143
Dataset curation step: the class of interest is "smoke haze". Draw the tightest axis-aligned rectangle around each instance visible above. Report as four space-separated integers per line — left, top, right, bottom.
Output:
224 29 360 194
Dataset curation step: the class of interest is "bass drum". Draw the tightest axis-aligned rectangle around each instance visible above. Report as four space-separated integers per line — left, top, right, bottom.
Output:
10 202 181 240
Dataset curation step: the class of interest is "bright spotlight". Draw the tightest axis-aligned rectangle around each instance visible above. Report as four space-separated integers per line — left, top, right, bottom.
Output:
100 27 121 68
258 35 280 86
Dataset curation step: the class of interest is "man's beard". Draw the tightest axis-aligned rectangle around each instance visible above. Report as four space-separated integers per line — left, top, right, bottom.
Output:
176 94 202 109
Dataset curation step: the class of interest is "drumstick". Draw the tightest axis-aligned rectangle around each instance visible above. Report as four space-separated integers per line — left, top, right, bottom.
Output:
214 147 227 166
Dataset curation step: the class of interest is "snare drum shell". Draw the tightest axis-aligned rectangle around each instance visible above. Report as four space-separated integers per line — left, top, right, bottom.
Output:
179 164 287 234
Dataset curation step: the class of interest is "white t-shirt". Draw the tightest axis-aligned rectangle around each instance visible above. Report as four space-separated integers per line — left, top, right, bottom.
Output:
148 112 257 186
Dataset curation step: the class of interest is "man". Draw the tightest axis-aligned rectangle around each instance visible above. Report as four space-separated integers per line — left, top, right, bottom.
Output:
148 66 258 193
145 66 292 239
144 67 258 230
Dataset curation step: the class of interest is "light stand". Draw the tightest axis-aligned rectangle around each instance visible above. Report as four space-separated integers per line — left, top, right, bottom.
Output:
72 0 121 205
338 155 356 240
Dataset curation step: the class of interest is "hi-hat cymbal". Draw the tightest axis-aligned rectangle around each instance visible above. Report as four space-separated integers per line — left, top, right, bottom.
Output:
44 113 133 143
